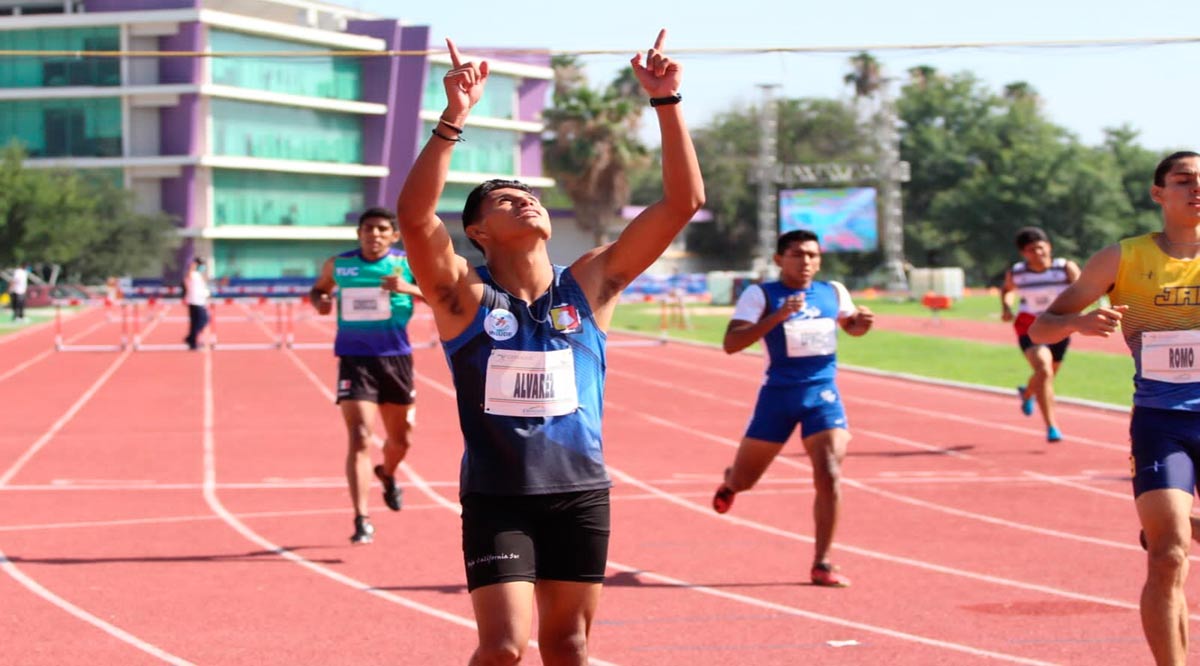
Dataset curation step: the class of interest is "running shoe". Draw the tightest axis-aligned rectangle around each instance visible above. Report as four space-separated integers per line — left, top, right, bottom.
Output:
1047 426 1063 443
374 464 403 511
350 515 375 544
1017 386 1034 416
811 562 851 588
712 484 736 514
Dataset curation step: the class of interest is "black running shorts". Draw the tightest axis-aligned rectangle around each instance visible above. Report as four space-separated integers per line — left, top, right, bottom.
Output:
461 489 610 591
336 354 415 405
1018 334 1070 362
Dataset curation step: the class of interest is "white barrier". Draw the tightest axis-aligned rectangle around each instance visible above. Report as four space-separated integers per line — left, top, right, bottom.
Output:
54 301 129 352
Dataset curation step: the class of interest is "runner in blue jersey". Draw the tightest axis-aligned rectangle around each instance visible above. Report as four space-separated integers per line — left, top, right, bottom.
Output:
310 207 423 544
394 32 703 666
712 229 874 588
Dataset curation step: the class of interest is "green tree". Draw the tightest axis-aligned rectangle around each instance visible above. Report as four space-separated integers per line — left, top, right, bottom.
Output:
542 55 649 245
844 51 884 99
0 143 99 267
687 97 876 275
64 172 178 281
896 69 1133 283
1101 125 1163 237
0 143 177 281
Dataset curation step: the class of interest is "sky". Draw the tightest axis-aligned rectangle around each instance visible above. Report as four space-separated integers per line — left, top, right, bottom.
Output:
354 0 1198 152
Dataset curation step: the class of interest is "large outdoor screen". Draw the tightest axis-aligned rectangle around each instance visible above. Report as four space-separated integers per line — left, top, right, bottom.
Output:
778 187 878 252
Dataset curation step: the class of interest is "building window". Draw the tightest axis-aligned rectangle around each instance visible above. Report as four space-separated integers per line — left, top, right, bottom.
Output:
209 30 361 101
422 121 516 174
214 239 354 279
0 97 121 157
211 99 363 163
423 63 516 120
212 169 365 227
0 28 120 88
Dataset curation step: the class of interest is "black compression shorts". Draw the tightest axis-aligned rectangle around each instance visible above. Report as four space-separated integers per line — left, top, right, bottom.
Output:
461 489 610 591
336 354 415 405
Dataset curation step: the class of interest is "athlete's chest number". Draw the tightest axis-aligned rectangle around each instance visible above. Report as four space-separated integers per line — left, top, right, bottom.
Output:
484 348 578 417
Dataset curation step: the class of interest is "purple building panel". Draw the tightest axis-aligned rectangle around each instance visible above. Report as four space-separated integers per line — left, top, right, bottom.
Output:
346 20 428 213
519 78 549 178
156 20 204 272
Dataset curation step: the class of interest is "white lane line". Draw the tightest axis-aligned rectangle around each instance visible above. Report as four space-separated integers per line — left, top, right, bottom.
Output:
611 346 1128 449
409 372 1052 665
610 336 1131 422
201 349 492 635
0 312 65 345
1023 470 1133 500
211 343 621 664
602 560 1056 666
0 548 194 665
0 318 111 383
0 312 192 664
0 313 168 487
608 401 1199 620
607 364 1140 534
0 353 132 487
275 346 623 666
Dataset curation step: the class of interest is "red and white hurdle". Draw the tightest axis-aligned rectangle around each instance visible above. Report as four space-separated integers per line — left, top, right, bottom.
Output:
54 300 130 352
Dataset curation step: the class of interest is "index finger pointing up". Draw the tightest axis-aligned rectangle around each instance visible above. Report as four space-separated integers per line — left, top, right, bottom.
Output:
652 28 666 52
446 38 462 68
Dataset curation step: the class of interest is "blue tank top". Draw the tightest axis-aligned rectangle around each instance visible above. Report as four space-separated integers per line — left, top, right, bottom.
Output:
759 280 843 386
442 265 611 497
333 248 414 357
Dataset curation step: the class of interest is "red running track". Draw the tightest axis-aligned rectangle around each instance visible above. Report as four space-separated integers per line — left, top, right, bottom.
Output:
0 301 1181 665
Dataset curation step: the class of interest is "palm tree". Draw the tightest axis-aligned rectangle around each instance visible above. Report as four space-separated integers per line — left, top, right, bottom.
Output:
542 57 649 246
1003 81 1040 105
844 51 884 99
907 65 939 91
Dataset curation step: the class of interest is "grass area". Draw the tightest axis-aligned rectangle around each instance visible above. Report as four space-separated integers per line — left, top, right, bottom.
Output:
855 292 1003 321
0 307 55 335
612 301 1133 408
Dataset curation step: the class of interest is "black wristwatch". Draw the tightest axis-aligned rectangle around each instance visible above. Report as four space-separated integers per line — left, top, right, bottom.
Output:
649 93 682 107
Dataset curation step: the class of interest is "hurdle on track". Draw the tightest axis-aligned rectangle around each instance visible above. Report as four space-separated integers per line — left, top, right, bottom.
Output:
207 298 287 351
54 300 130 352
284 302 440 351
129 298 286 352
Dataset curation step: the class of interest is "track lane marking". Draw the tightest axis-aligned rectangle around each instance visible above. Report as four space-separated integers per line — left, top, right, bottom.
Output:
408 372 1057 664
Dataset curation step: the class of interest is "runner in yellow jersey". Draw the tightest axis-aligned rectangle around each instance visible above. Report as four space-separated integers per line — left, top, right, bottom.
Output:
1031 151 1200 666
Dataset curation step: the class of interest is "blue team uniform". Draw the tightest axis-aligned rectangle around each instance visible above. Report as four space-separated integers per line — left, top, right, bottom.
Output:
442 265 611 498
741 280 851 443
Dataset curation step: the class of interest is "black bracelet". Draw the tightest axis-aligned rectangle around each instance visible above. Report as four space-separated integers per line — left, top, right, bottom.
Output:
439 117 464 133
432 128 464 143
649 93 682 107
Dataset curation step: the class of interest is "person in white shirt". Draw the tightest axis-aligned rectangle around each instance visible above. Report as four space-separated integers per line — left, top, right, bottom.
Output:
183 256 210 350
9 264 29 323
1000 227 1080 443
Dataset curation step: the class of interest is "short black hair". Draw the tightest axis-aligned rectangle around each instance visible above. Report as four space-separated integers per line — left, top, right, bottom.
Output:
358 206 398 231
1014 226 1049 250
461 179 534 254
776 229 820 255
193 256 206 265
1153 151 1200 187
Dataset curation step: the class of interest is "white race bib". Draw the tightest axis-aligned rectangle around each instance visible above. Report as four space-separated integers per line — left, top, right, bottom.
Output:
341 287 391 321
784 317 838 357
1021 285 1063 314
1141 330 1200 384
484 348 578 417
